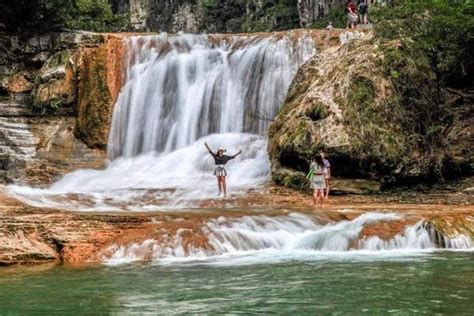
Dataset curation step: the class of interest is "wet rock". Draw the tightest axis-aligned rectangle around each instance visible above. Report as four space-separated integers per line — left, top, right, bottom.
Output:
423 215 474 248
75 36 125 148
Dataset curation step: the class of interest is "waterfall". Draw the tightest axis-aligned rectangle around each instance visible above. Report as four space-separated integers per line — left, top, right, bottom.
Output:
7 32 316 210
104 212 474 265
108 32 316 159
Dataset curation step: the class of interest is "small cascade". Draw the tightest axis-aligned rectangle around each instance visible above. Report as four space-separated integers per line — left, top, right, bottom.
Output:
104 212 474 265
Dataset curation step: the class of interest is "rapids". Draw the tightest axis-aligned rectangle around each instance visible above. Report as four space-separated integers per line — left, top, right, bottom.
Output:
104 212 473 265
7 32 316 211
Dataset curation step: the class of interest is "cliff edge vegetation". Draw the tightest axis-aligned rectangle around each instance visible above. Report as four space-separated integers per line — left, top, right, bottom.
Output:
268 1 473 191
0 0 128 32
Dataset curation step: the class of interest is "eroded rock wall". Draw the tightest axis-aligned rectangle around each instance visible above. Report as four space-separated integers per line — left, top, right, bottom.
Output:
0 31 124 185
111 0 350 33
75 36 124 149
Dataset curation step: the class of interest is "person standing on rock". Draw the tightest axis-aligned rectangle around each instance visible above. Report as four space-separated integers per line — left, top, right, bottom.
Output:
358 0 369 25
205 142 242 198
309 155 327 208
346 0 358 29
320 151 331 199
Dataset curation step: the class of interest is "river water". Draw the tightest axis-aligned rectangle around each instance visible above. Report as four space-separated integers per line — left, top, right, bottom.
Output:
0 252 472 314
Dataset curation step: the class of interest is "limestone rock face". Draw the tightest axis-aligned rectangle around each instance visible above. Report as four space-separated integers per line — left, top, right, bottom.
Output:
33 50 76 109
268 34 473 190
115 0 350 33
130 0 149 31
0 31 115 185
297 0 346 27
171 4 200 33
0 115 105 185
75 36 124 149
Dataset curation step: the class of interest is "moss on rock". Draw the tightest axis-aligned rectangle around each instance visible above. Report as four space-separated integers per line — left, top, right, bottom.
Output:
268 34 472 191
75 45 113 149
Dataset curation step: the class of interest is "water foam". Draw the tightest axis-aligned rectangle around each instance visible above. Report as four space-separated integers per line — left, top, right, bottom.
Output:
104 212 474 265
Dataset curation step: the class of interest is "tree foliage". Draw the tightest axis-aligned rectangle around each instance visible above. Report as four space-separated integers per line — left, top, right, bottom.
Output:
372 0 474 88
0 0 128 32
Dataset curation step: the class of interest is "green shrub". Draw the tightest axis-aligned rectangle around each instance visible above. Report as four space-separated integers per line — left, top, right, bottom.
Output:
309 6 347 29
66 0 129 32
0 0 129 32
372 0 474 89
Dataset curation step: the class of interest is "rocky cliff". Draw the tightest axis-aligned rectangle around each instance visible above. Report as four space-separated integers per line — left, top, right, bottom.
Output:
110 0 345 33
268 33 473 192
0 31 124 184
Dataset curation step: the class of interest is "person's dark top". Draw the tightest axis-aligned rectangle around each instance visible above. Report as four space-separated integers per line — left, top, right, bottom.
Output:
210 152 236 165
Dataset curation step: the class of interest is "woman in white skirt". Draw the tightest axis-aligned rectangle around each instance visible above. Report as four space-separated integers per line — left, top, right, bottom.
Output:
205 142 242 197
310 155 327 208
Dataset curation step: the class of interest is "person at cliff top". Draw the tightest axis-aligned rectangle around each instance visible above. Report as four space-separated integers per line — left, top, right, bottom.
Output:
320 151 331 199
358 0 369 24
318 2 325 19
308 155 327 208
205 142 242 198
346 0 358 29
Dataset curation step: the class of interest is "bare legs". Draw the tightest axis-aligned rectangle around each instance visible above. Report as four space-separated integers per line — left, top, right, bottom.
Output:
216 176 223 195
313 189 324 208
216 176 227 197
325 179 330 199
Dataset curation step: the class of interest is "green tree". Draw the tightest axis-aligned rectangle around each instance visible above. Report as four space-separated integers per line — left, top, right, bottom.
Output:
0 0 128 32
372 0 474 88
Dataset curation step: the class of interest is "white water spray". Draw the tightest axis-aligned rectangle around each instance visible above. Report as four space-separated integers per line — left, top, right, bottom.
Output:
104 212 473 265
7 32 316 210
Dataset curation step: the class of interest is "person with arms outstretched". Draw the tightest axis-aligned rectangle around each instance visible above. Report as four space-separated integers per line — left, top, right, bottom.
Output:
204 142 242 197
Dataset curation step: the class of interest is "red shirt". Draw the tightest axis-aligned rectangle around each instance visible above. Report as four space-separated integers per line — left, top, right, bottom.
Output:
347 3 357 13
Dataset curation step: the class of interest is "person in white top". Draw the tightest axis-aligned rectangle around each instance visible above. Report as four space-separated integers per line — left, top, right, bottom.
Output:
320 151 331 199
310 155 327 208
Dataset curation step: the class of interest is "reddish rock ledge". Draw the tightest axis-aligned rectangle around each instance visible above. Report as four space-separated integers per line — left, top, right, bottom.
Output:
0 186 472 266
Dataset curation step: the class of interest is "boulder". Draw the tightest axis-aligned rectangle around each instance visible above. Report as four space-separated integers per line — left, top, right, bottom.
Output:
268 35 472 190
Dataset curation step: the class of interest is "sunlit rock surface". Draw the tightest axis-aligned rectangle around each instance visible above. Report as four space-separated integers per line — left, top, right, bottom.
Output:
0 31 115 184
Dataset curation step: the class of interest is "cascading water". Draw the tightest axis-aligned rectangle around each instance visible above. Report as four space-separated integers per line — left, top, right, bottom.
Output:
7 32 316 210
104 212 474 265
108 33 315 158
